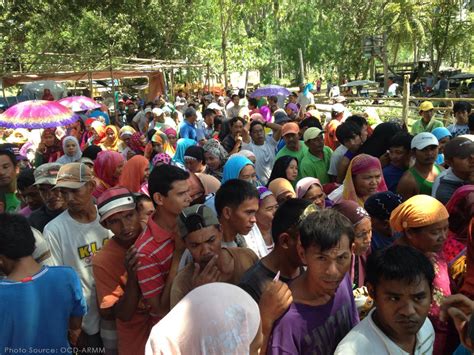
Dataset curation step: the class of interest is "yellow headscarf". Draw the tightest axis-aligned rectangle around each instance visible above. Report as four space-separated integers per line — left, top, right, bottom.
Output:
390 195 449 233
268 178 296 199
100 125 124 152
152 130 175 156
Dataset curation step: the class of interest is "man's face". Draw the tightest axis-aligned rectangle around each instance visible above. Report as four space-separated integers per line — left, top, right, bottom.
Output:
414 145 438 166
283 133 300 151
187 174 205 205
17 185 43 211
250 124 265 145
231 120 243 136
229 198 259 235
448 154 474 180
185 226 222 268
137 199 155 225
104 209 141 242
305 135 324 155
455 110 469 125
57 181 94 213
389 146 410 168
370 278 432 344
299 234 352 296
360 124 369 143
0 155 17 188
344 134 362 153
37 184 66 211
420 109 434 123
154 180 191 216
232 96 240 105
205 113 216 127
371 216 392 238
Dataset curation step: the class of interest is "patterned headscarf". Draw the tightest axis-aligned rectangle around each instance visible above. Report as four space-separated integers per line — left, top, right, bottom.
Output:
152 153 172 167
203 138 228 162
364 191 403 221
333 200 370 226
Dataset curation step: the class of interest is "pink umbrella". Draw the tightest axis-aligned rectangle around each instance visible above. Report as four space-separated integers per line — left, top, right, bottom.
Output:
58 96 101 112
0 100 79 129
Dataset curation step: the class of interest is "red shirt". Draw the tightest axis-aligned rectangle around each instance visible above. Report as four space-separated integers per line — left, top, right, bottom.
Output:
135 215 175 317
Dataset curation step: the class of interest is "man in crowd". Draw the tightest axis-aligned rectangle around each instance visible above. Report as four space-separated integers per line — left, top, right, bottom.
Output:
268 209 359 354
300 127 333 184
0 149 20 212
432 136 474 204
226 94 242 118
179 107 198 141
170 204 258 307
411 101 444 135
44 162 113 347
324 103 345 150
215 179 259 248
16 168 43 217
135 165 191 321
242 119 282 185
28 163 66 232
383 132 413 193
447 101 471 137
275 122 308 164
335 245 435 354
93 187 153 355
196 108 216 143
397 132 442 200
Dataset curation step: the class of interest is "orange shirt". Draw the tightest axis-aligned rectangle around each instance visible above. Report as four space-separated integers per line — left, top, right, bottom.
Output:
325 119 341 151
93 238 153 355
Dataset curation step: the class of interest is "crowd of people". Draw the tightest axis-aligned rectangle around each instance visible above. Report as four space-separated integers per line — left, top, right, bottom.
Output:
1 86 474 355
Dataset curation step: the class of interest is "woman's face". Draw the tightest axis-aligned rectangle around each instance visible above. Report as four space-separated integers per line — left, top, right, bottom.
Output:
407 219 449 253
43 133 55 147
285 159 298 181
167 134 177 147
204 152 221 170
152 142 163 154
142 166 150 183
353 168 382 200
185 158 203 173
106 129 115 142
239 164 257 183
353 217 372 255
65 140 77 156
114 161 125 178
303 184 325 209
256 194 278 231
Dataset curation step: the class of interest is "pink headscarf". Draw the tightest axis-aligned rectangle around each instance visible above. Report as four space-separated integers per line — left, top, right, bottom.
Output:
296 177 323 199
94 150 124 187
119 155 149 193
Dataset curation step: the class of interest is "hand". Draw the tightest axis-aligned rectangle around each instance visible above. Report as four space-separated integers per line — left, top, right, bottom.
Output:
124 246 140 279
68 328 82 347
191 255 221 289
259 280 293 334
441 294 474 351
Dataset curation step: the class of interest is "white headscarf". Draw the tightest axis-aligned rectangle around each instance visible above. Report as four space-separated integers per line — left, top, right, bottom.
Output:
56 136 82 164
146 283 261 355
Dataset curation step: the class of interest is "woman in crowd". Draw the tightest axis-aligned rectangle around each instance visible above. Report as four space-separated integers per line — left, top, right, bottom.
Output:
56 136 82 164
221 155 257 185
296 177 326 209
119 155 150 193
172 138 196 167
145 283 262 354
202 138 228 181
34 128 63 167
432 127 452 166
152 152 172 168
268 178 296 205
184 146 206 173
267 156 298 187
88 120 107 147
329 154 387 206
164 127 178 153
390 194 454 355
234 150 257 165
254 186 278 255
358 122 403 161
92 150 125 198
100 125 123 152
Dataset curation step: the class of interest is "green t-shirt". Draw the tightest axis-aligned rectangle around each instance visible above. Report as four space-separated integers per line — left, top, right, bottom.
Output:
5 192 21 212
411 119 444 135
300 146 333 184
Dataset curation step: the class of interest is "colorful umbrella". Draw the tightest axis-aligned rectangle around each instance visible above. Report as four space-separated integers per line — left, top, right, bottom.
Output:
58 96 101 112
250 85 291 98
0 100 78 129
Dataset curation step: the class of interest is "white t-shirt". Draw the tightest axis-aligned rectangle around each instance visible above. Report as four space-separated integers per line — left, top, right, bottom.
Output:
243 224 270 259
388 83 399 96
297 92 315 110
242 135 278 184
43 209 113 335
329 145 348 176
31 227 52 266
335 308 434 355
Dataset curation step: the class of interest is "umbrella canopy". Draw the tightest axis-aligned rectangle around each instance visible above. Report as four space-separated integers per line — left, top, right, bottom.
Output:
58 96 101 112
341 80 378 87
0 100 78 129
250 85 291 98
21 80 67 100
449 73 474 80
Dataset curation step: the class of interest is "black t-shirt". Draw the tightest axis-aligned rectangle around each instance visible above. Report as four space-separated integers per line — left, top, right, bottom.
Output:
28 205 64 232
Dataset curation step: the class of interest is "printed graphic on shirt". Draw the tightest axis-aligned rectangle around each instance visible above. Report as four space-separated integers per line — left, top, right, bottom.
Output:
77 238 110 265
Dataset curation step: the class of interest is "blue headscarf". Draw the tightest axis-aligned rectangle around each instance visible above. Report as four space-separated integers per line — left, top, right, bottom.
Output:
431 127 452 141
303 83 314 96
222 156 254 184
173 138 196 165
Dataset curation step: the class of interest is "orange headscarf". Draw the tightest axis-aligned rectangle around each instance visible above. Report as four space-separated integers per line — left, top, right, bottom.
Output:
100 125 123 152
118 155 149 193
268 178 296 199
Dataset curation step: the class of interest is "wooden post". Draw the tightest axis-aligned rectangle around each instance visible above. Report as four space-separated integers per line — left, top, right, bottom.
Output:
108 47 118 124
244 69 249 95
401 74 410 127
206 63 210 93
88 71 93 98
298 48 305 84
382 33 389 94
170 69 175 102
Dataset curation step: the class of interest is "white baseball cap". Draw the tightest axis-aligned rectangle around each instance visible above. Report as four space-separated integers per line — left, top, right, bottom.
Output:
411 132 439 150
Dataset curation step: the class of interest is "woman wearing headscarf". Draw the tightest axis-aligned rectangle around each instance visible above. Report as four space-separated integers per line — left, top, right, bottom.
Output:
41 88 54 101
100 125 124 152
119 155 150 193
329 154 387 206
172 138 196 167
358 122 402 161
152 153 172 168
145 283 262 355
390 194 454 355
333 200 372 289
88 120 107 146
34 128 63 167
203 138 228 181
234 149 257 165
184 145 206 173
296 177 326 209
92 150 125 198
254 186 278 256
268 178 296 205
222 155 257 185
56 136 82 164
164 127 178 151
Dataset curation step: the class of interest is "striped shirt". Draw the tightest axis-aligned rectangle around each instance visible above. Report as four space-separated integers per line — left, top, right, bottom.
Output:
135 215 175 304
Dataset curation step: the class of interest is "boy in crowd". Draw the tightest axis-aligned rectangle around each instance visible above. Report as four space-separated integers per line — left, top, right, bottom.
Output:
0 149 20 212
335 245 435 354
268 209 359 354
16 168 44 217
0 213 86 351
383 132 413 193
447 101 471 137
93 187 154 355
333 121 364 183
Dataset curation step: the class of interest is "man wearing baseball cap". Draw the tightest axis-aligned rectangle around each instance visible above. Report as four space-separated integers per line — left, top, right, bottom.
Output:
28 162 66 232
300 127 333 184
411 101 444 135
43 162 113 348
92 187 153 354
397 132 443 200
170 204 258 308
275 122 308 168
432 136 474 204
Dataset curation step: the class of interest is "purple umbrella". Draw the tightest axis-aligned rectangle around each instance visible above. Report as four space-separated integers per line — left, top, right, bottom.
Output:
250 85 291 98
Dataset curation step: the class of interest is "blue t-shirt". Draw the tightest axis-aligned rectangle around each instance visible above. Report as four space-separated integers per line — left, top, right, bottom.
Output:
371 231 401 252
179 120 197 141
0 266 87 352
382 164 405 193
